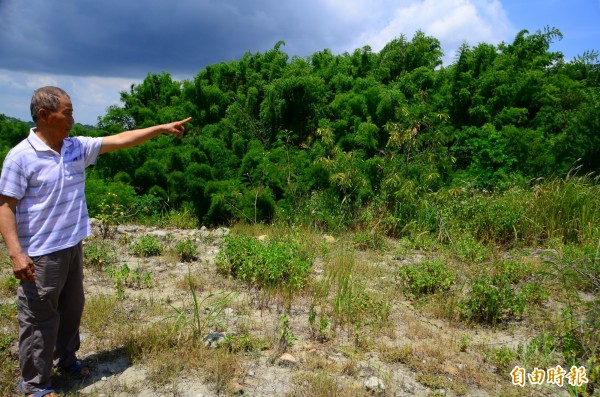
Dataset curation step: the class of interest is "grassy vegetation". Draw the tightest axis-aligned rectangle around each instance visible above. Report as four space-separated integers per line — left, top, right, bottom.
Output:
0 175 597 396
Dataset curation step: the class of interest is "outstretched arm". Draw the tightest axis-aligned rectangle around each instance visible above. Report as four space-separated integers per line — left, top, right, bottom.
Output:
99 117 192 155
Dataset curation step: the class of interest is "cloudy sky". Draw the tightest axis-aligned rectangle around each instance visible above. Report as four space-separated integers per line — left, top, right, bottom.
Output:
0 0 598 125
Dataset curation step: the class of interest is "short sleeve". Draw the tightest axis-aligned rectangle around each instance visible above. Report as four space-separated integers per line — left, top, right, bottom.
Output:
0 157 27 200
75 136 103 167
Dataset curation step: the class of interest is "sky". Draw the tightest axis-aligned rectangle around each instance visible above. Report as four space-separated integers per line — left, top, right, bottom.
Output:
0 0 598 126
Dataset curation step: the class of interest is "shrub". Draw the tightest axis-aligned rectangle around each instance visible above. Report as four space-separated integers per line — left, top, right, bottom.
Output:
131 235 164 257
459 273 525 325
216 233 313 293
398 259 455 297
352 231 387 251
84 240 119 269
176 239 199 262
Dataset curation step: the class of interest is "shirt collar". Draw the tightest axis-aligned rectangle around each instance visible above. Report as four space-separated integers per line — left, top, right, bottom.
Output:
27 128 72 153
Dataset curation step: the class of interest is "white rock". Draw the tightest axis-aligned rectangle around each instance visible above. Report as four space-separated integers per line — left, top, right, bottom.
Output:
364 376 385 392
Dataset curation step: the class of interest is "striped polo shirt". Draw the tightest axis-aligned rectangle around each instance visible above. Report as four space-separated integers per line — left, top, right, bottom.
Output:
0 129 103 256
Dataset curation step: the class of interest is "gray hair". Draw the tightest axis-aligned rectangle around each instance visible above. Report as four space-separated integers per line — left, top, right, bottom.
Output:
30 86 71 123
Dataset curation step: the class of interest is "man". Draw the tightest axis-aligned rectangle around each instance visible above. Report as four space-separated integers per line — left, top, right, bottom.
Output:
0 86 191 397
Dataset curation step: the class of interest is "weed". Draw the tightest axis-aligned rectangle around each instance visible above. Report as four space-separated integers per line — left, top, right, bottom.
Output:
352 231 387 251
0 274 17 297
381 344 413 364
520 282 550 305
528 174 600 245
398 259 455 298
105 263 153 298
84 239 119 269
96 193 127 239
450 231 493 263
276 314 296 353
493 346 515 373
330 252 391 340
222 333 268 353
288 371 370 397
175 238 199 262
131 235 164 257
169 268 235 342
216 233 313 308
157 207 198 229
459 334 471 352
308 305 334 343
459 273 525 325
0 302 16 319
516 331 560 369
457 259 548 325
82 294 120 333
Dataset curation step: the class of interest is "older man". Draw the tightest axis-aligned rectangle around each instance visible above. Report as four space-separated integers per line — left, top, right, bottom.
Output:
0 86 190 396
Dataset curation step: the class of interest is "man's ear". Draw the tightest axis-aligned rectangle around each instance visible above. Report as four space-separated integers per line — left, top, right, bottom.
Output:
36 108 49 123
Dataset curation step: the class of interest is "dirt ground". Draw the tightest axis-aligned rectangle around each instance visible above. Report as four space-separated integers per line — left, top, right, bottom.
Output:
1 224 575 397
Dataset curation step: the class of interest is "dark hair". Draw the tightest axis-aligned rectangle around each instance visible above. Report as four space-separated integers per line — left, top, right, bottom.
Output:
30 86 70 122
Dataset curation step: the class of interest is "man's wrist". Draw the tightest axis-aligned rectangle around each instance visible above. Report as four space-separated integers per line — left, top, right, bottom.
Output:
9 249 25 260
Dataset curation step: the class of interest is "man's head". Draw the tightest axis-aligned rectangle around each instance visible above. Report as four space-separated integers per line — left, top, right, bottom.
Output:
30 86 71 124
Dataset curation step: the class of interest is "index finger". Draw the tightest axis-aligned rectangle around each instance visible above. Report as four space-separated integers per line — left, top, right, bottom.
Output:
179 117 192 125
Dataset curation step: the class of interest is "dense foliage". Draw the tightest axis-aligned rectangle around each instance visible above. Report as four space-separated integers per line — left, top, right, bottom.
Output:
1 28 599 234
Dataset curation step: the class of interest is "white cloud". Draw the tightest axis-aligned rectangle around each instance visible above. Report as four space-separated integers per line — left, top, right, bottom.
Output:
0 69 139 125
338 0 513 63
67 76 141 125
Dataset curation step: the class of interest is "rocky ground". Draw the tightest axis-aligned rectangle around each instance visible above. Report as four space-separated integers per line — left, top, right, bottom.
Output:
2 223 573 397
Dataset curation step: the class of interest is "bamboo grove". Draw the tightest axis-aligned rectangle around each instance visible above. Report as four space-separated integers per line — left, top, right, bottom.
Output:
1 27 599 239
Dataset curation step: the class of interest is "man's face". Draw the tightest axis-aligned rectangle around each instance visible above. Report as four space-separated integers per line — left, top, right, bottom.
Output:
43 95 75 139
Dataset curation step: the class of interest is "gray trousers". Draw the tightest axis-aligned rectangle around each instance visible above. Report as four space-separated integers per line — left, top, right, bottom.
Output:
18 241 85 393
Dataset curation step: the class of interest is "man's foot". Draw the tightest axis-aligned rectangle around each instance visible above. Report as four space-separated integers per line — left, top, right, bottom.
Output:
18 380 58 396
59 359 90 379
25 391 59 397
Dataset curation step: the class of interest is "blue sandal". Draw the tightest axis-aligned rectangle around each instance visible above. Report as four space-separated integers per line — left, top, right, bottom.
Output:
18 380 58 397
60 359 90 378
27 390 58 397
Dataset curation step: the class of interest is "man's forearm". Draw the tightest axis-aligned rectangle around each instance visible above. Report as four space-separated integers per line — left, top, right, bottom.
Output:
0 200 23 258
99 117 190 155
100 125 166 154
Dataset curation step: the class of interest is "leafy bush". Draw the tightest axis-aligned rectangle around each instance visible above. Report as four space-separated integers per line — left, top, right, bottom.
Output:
459 272 525 325
398 259 455 297
216 233 313 293
176 239 199 262
450 232 493 264
84 240 119 269
131 235 164 257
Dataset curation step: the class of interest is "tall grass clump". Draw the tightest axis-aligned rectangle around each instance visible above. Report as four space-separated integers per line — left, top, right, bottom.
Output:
368 171 599 251
526 172 600 245
540 246 600 395
310 249 390 345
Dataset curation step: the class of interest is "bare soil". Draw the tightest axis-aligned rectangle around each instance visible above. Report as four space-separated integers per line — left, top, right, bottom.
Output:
1 224 573 397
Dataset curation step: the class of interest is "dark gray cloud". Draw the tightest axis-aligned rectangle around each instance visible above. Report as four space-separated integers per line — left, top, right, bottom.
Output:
0 0 359 78
2 0 596 125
